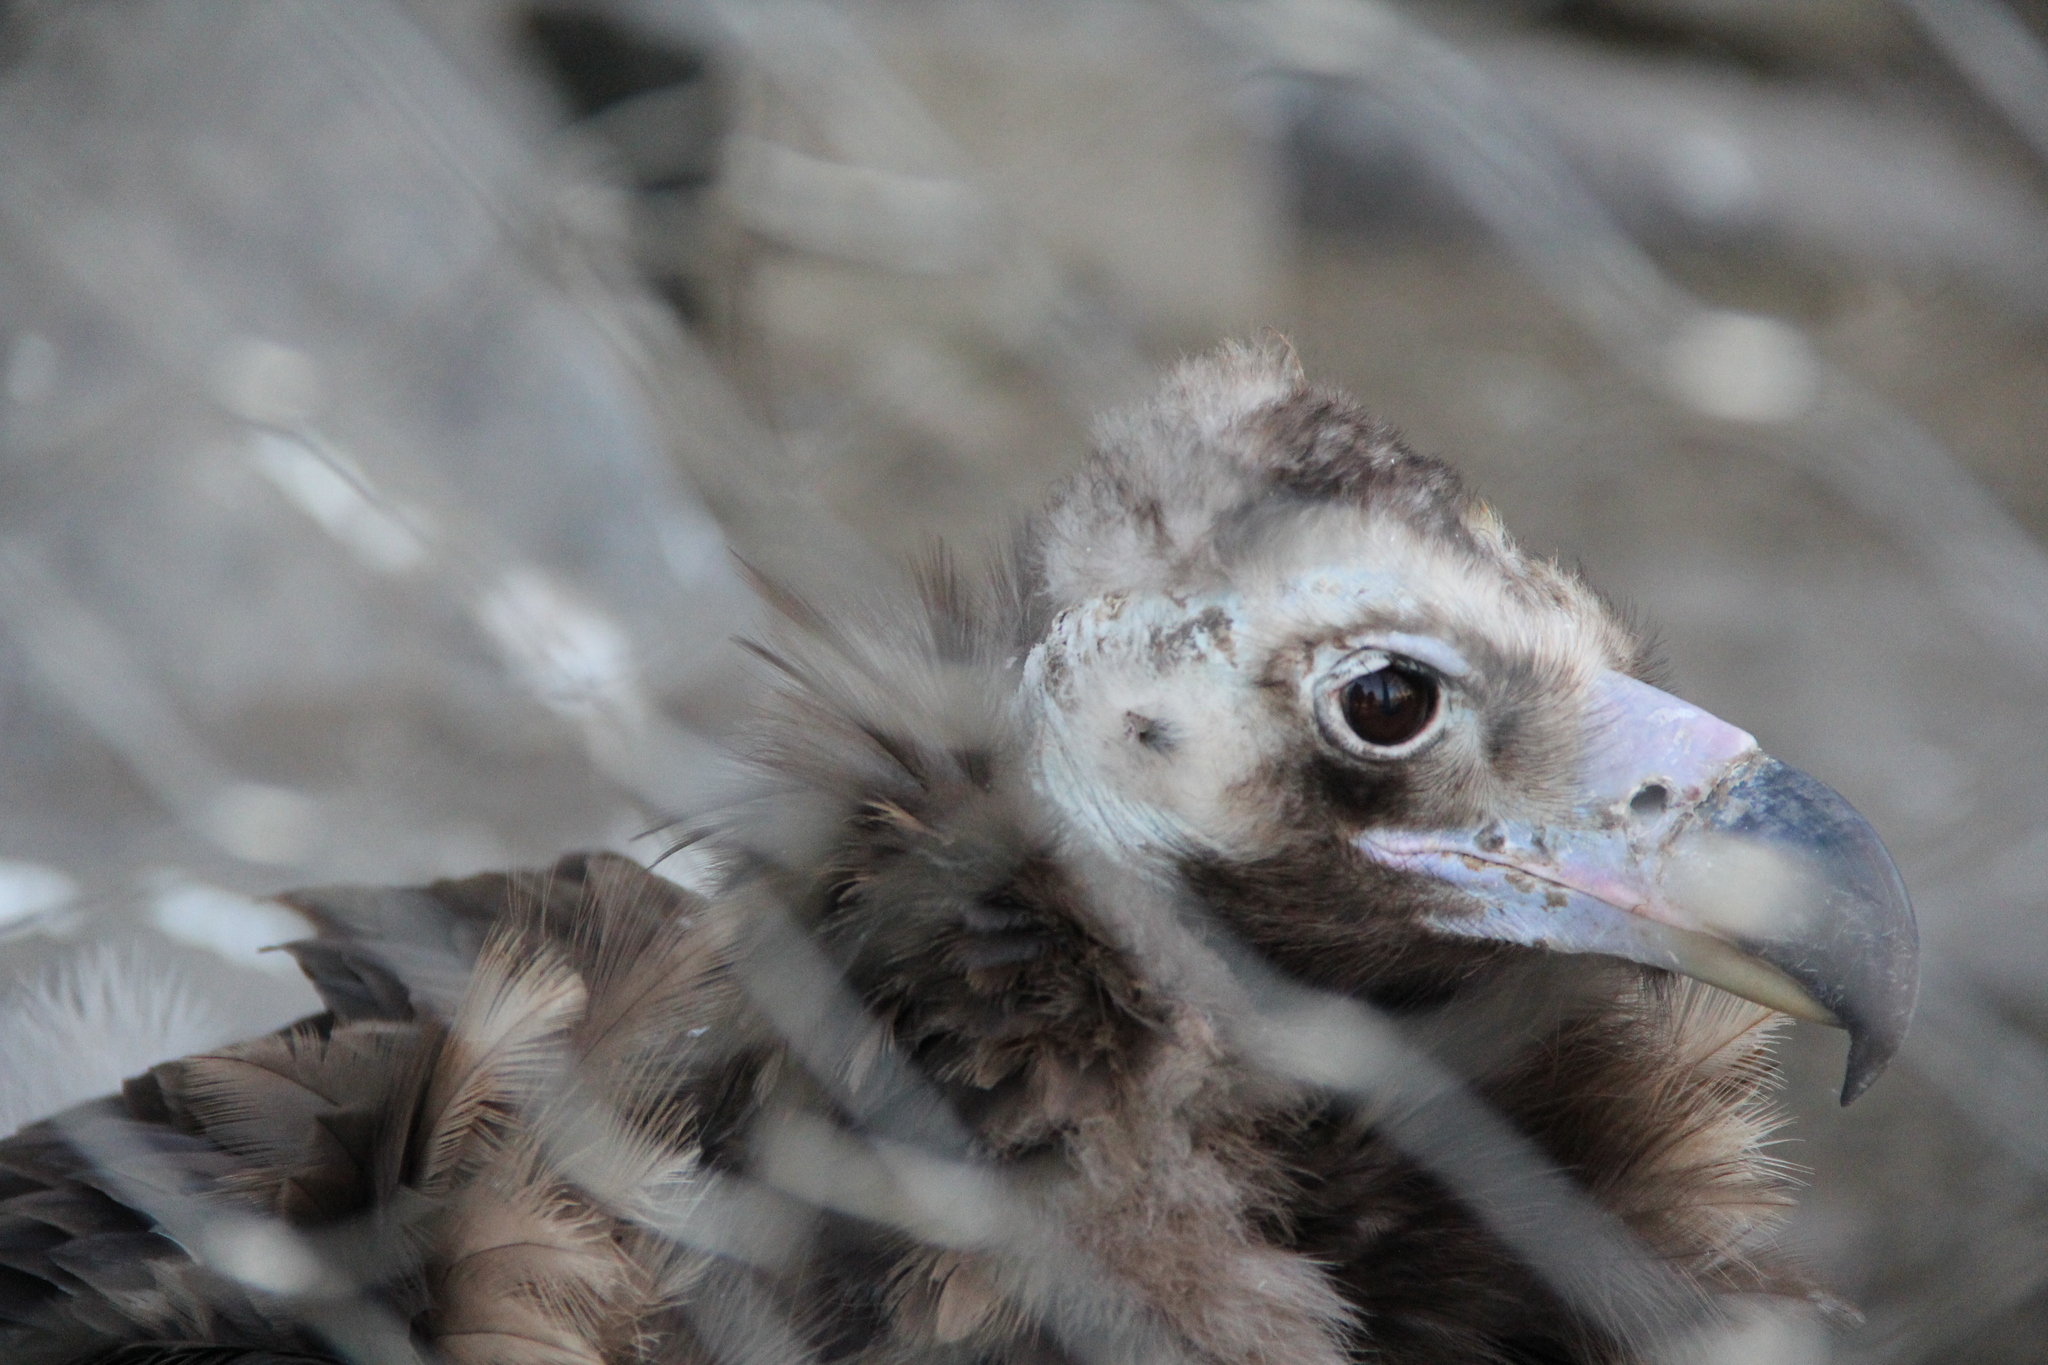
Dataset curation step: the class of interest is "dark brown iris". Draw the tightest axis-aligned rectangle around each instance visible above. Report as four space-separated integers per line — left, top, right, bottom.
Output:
1341 666 1439 748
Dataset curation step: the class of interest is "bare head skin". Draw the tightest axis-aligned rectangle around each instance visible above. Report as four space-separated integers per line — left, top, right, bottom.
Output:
1027 340 1914 1104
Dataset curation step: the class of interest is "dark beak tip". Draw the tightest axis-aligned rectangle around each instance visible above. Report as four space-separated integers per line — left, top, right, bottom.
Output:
1835 842 1918 1106
1839 1048 1883 1107
1841 994 1914 1105
1837 925 1919 1107
1710 758 1920 1106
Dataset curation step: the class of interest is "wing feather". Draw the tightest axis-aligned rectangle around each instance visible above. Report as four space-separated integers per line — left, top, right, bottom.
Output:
416 934 585 1194
427 1150 634 1365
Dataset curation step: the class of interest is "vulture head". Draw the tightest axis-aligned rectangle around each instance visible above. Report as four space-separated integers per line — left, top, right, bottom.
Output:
0 341 1917 1365
1023 340 1915 1105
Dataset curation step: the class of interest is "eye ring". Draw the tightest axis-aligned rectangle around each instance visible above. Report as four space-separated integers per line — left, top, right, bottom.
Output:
1315 652 1446 757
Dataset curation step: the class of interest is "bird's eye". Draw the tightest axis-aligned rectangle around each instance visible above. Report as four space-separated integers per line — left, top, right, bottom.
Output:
1340 666 1439 749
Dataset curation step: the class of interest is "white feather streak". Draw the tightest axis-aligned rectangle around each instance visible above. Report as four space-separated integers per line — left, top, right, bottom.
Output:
0 945 240 1136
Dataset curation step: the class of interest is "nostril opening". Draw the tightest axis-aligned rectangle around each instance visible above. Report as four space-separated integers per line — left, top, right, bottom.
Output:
1629 783 1669 819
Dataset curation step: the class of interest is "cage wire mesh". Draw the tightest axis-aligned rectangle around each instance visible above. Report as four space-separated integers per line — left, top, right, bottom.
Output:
0 0 2045 1360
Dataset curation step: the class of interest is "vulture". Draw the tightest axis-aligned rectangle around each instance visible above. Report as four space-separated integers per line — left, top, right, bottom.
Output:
0 342 1916 1365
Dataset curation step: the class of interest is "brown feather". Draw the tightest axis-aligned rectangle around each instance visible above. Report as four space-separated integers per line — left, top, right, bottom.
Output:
417 933 586 1193
426 1146 643 1365
0 344 1831 1365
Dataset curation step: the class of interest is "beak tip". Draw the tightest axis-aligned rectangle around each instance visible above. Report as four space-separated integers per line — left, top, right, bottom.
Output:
1836 870 1919 1107
1706 758 1920 1106
1840 1023 1902 1105
1837 959 1918 1106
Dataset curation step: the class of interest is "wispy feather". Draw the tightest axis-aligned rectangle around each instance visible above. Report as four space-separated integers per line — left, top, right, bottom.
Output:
418 932 588 1192
155 1022 424 1221
428 1145 644 1365
0 946 241 1137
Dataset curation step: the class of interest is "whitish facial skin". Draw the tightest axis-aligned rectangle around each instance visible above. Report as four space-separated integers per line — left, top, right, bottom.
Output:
1026 507 1916 1105
1027 502 1620 847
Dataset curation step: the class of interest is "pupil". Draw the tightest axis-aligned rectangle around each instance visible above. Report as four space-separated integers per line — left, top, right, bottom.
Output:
1342 667 1436 747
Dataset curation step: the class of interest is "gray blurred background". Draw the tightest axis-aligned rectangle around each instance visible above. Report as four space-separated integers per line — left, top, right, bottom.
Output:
1 0 2046 1359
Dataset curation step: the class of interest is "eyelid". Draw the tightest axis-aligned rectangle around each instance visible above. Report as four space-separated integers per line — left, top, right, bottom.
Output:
1366 633 1469 679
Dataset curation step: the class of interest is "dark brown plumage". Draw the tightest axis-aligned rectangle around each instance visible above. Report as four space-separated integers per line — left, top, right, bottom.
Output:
0 342 1911 1365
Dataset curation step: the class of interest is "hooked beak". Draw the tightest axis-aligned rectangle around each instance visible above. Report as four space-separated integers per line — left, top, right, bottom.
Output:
1360 672 1918 1105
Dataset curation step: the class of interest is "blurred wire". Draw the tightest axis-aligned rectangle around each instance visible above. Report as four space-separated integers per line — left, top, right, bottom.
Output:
627 0 1156 418
2 0 2047 1360
1196 0 2048 685
1900 0 2048 168
1191 4 2048 1354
